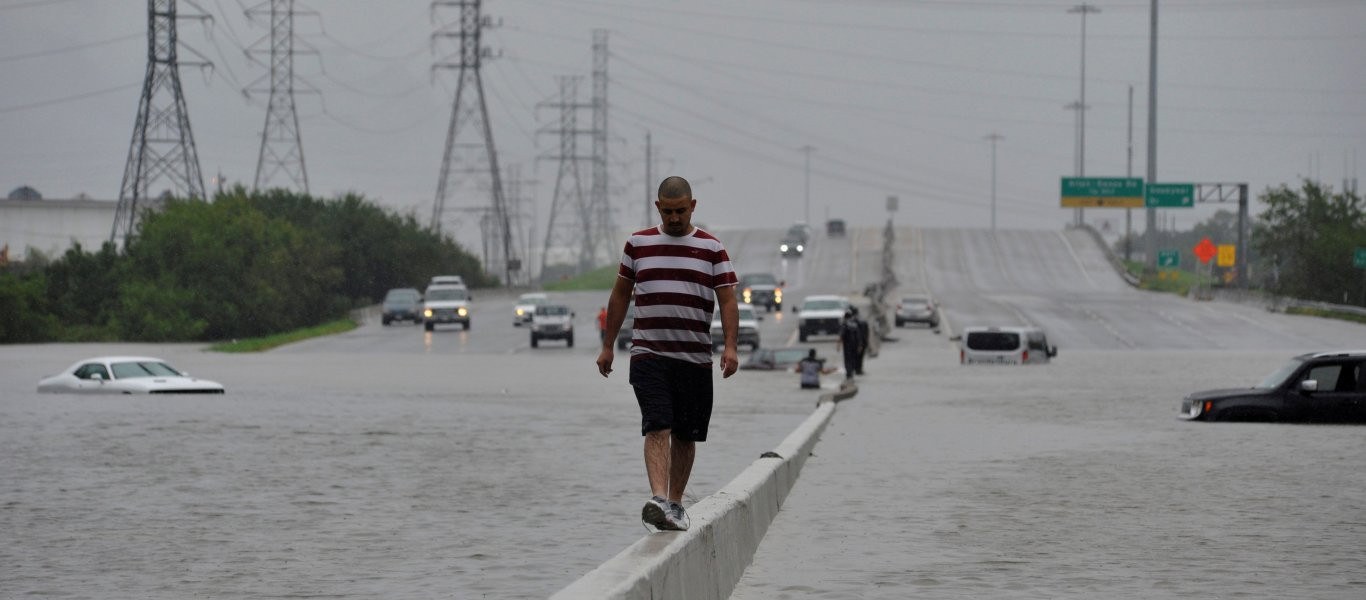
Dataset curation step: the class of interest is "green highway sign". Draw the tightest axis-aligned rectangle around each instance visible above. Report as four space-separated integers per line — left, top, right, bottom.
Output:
1355 247 1366 269
1157 250 1180 268
1146 183 1195 208
1060 177 1144 208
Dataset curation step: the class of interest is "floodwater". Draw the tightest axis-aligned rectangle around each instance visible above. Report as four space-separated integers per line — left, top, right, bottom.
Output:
0 343 812 598
732 334 1366 599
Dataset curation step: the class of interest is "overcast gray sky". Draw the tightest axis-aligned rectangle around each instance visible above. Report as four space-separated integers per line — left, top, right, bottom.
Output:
3 0 1364 250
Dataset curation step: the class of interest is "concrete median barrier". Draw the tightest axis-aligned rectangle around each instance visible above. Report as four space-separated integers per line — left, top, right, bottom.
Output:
551 383 856 600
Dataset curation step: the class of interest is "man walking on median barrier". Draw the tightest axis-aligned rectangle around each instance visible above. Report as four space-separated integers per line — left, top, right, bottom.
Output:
596 175 740 532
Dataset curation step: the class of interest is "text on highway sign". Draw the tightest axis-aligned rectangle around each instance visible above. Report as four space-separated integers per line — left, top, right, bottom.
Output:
1146 183 1195 208
1157 250 1180 268
1060 177 1144 208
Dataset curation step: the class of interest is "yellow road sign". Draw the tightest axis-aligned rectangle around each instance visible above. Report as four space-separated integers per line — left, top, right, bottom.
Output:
1060 196 1145 208
1216 244 1236 267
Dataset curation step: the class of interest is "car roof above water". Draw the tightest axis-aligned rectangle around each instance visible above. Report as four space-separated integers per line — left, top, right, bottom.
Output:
1304 350 1366 359
962 325 1042 334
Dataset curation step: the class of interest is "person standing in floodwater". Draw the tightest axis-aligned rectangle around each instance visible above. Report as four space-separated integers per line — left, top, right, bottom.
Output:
596 175 740 532
837 309 863 380
596 306 608 343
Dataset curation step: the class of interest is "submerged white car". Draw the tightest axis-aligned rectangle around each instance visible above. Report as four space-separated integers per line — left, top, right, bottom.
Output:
958 326 1057 365
37 356 226 394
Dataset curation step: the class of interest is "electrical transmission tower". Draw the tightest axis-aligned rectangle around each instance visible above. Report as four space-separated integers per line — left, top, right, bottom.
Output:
113 0 209 245
539 76 593 276
431 0 514 286
246 0 313 193
588 29 614 265
502 163 536 285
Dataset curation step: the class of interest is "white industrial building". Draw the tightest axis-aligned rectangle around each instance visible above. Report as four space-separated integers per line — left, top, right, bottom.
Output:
0 187 141 262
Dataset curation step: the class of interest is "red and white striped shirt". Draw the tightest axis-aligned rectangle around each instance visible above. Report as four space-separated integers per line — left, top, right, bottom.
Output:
619 226 738 366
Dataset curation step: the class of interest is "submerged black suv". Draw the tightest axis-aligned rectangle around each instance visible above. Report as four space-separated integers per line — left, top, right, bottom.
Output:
1181 350 1366 423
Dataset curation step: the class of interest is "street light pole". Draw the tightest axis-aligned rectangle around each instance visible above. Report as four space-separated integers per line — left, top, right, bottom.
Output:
1145 0 1159 271
1069 3 1099 227
1126 84 1134 261
985 133 1004 233
799 145 815 226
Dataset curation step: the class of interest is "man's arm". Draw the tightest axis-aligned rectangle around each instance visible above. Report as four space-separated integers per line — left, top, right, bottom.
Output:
595 276 634 377
715 284 740 378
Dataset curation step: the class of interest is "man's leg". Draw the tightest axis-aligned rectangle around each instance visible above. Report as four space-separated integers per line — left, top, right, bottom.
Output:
667 435 695 503
644 429 671 498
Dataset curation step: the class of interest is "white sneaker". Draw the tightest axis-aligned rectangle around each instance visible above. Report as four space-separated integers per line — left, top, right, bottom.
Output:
641 496 670 531
665 501 690 531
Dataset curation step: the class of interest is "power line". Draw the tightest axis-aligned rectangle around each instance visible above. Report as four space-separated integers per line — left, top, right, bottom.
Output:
0 0 88 12
610 97 1047 216
519 0 1366 34
0 32 141 63
609 53 1057 192
517 4 1366 97
0 81 140 114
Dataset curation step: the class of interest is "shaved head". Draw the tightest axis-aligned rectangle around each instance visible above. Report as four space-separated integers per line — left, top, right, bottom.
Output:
654 176 696 237
657 176 692 200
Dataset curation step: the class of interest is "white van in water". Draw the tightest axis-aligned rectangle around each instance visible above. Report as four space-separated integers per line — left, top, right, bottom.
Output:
959 326 1057 365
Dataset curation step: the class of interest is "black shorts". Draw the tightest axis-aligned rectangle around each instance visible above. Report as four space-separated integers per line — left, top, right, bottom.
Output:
629 356 714 442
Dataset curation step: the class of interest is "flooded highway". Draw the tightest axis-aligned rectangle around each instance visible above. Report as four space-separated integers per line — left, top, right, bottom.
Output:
4 225 1364 598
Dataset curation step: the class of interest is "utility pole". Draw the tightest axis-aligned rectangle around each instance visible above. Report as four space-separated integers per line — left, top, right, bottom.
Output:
1064 100 1085 226
644 131 653 228
799 145 815 226
247 0 313 194
502 163 536 285
113 0 208 246
1145 0 1159 271
431 0 513 286
1068 3 1099 228
984 133 1004 233
1126 84 1134 261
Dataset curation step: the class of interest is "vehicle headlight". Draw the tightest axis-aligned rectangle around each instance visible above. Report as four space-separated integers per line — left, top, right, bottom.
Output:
780 243 789 252
424 308 433 317
457 307 468 317
796 244 804 252
742 288 752 302
516 308 524 316
774 289 782 300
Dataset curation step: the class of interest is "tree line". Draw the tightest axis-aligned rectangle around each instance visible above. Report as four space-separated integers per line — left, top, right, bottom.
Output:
0 188 493 343
1116 180 1365 306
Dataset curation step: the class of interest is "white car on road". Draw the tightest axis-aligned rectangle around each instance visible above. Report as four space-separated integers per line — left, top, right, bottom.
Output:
711 303 762 350
513 292 548 326
796 295 851 342
423 284 471 331
37 356 225 394
530 304 575 348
